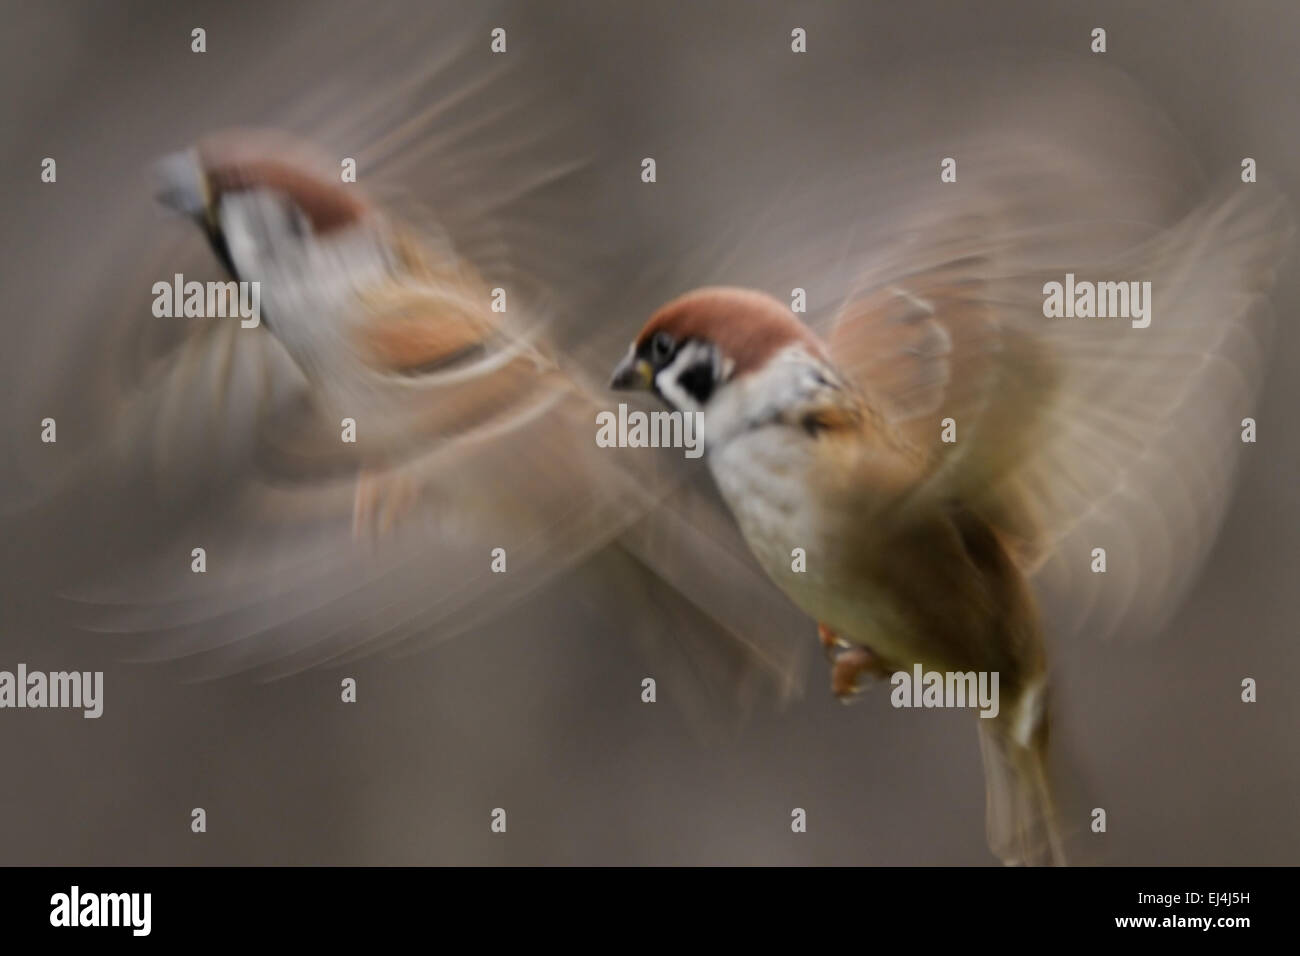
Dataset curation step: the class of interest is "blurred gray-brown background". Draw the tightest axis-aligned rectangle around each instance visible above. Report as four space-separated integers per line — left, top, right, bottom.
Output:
1 0 1297 864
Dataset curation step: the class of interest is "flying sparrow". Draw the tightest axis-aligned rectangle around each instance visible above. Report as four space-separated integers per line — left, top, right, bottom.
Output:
612 117 1292 862
126 128 807 703
20 94 808 733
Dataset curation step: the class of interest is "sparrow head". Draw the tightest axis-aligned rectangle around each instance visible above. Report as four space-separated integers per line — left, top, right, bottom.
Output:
611 286 830 413
153 132 371 280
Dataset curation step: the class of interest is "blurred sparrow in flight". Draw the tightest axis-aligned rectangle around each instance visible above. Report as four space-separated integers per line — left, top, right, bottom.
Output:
612 69 1292 864
110 127 805 708
34 40 808 727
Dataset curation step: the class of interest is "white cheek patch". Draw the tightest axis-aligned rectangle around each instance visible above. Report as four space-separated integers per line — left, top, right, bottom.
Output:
221 193 390 310
219 191 304 281
218 197 264 280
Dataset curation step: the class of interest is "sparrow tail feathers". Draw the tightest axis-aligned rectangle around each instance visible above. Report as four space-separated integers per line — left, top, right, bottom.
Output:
977 692 1067 867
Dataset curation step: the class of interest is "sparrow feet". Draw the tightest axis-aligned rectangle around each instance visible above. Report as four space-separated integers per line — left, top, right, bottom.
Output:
828 643 890 701
817 622 850 661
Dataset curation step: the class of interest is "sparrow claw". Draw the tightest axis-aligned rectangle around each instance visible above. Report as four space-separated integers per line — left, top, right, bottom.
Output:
817 622 850 661
820 623 886 698
829 644 889 700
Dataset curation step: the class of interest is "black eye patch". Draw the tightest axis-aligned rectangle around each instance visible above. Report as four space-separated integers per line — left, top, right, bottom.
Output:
285 201 311 238
649 331 675 364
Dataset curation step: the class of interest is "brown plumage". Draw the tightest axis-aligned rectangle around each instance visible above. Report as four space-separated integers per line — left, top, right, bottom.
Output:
202 156 370 235
639 287 831 378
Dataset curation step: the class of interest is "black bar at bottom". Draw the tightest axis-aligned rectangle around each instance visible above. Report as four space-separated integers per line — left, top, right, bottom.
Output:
0 866 1286 942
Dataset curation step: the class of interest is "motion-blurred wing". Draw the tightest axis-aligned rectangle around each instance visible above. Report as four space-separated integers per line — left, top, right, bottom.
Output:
827 149 1291 643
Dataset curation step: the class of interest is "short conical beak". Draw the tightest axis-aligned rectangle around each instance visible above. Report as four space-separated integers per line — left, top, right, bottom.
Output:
153 149 207 218
609 353 653 391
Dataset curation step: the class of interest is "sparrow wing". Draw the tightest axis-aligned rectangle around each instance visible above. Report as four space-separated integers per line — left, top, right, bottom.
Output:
824 146 1291 643
635 56 1291 647
66 253 806 727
